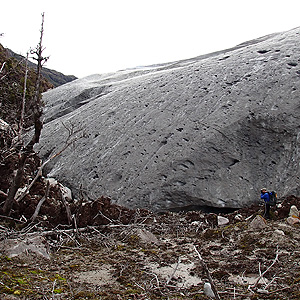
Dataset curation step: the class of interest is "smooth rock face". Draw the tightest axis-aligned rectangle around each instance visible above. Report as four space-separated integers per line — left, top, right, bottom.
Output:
37 27 300 212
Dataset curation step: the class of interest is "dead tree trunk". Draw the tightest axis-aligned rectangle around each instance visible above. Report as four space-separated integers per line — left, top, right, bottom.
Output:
3 13 47 215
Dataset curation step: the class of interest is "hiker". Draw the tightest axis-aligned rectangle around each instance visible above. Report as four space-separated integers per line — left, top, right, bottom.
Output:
261 188 271 219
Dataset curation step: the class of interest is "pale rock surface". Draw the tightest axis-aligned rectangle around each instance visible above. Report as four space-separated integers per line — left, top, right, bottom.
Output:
249 215 267 230
60 183 72 201
37 27 300 211
0 118 9 130
217 215 229 226
135 228 160 245
0 235 50 259
274 229 285 236
289 205 299 217
287 216 300 225
204 282 215 298
234 214 243 221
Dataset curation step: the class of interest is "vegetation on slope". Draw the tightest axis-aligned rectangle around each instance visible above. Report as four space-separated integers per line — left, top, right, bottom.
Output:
0 43 52 128
5 47 77 87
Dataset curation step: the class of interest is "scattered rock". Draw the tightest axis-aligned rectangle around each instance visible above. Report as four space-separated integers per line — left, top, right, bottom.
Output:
287 216 300 225
0 118 9 131
289 205 299 217
234 214 243 221
217 215 229 226
191 221 202 226
1 197 300 299
0 235 50 260
274 229 285 236
249 215 267 230
204 282 215 298
135 228 160 245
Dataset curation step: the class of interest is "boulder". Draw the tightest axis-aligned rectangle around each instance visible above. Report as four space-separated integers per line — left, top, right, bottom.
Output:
135 228 160 245
249 215 267 230
289 205 299 218
37 27 300 212
204 282 215 298
0 235 50 260
217 216 229 226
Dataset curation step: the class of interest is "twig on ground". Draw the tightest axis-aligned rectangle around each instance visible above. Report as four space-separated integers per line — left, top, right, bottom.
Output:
51 279 57 299
166 257 181 286
251 245 280 289
264 276 280 290
0 190 8 197
194 245 221 300
268 286 290 294
94 210 115 224
0 214 26 223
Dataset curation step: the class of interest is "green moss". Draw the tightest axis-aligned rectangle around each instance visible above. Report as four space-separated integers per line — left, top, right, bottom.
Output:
202 228 221 240
127 234 140 245
73 290 96 299
54 273 66 281
238 234 260 253
141 248 158 255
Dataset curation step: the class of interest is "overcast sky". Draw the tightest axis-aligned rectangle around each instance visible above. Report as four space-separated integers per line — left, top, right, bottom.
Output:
1 0 300 78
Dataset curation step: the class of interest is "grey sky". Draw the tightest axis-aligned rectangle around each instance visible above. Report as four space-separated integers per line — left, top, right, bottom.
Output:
1 0 300 78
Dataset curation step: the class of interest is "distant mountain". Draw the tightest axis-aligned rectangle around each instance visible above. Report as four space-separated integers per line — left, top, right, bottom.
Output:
5 48 77 87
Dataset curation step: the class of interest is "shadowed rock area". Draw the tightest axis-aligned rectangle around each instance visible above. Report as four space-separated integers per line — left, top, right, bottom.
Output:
37 27 300 212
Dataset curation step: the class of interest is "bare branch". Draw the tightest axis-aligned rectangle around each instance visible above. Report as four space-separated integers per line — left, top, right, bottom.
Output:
2 13 48 215
166 257 181 286
61 191 72 225
30 180 50 222
16 132 82 203
0 190 8 198
0 61 6 73
251 245 279 289
18 52 29 143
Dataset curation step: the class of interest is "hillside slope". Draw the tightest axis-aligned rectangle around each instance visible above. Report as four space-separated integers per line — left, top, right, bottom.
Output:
37 27 300 211
5 47 77 87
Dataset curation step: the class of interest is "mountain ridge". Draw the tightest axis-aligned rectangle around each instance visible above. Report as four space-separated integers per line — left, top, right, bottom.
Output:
5 47 77 87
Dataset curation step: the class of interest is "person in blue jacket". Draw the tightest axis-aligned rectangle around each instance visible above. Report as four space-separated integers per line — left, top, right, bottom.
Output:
261 188 270 219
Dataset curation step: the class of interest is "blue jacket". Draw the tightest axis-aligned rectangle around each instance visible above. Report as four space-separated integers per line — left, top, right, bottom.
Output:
261 192 270 203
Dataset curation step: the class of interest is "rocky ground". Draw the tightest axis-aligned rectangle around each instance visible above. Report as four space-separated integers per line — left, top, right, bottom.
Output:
1 195 300 300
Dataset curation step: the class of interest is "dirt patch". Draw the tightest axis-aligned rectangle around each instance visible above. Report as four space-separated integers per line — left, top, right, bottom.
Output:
74 264 118 286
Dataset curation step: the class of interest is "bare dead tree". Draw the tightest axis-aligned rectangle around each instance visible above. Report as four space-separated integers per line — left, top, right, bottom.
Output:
16 121 84 203
18 51 29 144
2 13 48 215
